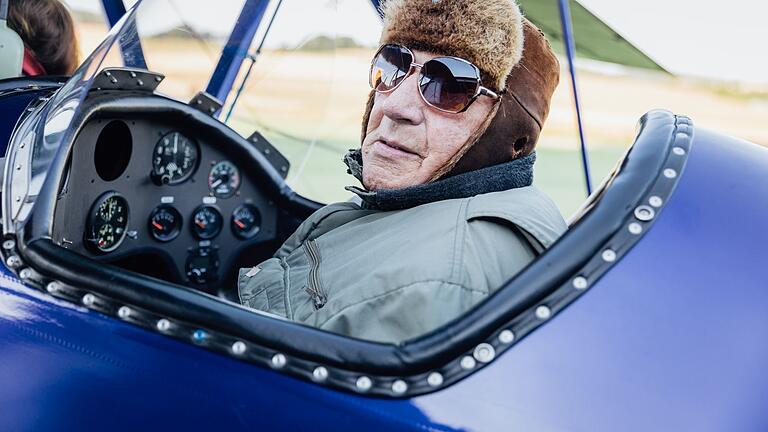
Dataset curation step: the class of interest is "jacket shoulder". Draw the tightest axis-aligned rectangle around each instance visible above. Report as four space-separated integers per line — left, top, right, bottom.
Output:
465 186 567 249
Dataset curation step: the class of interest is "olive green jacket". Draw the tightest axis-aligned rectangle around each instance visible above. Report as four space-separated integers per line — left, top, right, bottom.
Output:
238 186 566 344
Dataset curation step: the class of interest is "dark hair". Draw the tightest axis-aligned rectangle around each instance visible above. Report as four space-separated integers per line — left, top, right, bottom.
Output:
7 0 79 75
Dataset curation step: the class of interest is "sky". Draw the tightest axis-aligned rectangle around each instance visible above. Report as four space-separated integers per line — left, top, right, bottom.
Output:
63 0 768 85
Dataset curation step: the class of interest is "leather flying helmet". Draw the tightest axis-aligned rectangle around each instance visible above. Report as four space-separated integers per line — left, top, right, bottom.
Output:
360 0 560 179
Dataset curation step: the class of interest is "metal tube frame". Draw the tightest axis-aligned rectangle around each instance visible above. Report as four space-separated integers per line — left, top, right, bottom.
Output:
100 0 147 69
557 0 593 195
205 0 270 108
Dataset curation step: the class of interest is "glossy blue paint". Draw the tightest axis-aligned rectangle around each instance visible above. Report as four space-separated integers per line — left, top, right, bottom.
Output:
0 89 54 154
413 128 768 431
100 0 126 27
206 0 270 106
0 126 766 431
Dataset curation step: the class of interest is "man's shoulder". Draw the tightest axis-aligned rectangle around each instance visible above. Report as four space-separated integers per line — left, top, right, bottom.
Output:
465 186 567 249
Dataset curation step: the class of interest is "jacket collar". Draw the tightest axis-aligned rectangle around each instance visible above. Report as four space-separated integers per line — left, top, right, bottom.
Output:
343 149 536 211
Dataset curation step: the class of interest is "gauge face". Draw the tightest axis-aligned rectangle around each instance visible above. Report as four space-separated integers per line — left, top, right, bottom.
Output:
186 246 219 285
231 204 262 239
86 192 129 253
208 161 241 198
152 132 199 185
191 205 223 239
149 205 182 242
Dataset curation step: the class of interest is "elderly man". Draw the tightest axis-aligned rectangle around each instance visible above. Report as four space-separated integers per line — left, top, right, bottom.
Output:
238 0 566 343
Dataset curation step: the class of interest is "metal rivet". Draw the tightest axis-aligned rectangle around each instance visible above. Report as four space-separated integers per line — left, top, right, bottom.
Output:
663 168 677 179
129 71 137 78
117 306 131 319
192 329 207 343
82 293 95 306
672 146 686 156
155 76 162 82
18 268 32 279
5 255 21 268
110 77 118 84
427 372 444 387
2 240 14 250
535 305 552 320
46 281 60 294
271 353 287 369
15 164 21 171
628 223 643 235
498 329 515 344
137 79 144 86
634 205 656 222
312 366 328 382
460 356 477 370
14 196 21 202
104 71 112 77
473 343 496 363
602 249 617 262
355 376 372 392
156 319 171 332
392 380 408 394
231 341 247 356
649 196 663 208
572 276 589 290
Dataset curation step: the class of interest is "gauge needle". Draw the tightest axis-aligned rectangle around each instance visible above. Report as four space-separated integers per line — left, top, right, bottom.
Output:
196 219 206 229
235 220 246 229
211 179 223 188
152 221 163 230
174 134 178 154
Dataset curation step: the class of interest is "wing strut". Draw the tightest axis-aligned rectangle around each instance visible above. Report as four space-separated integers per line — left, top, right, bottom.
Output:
557 0 593 196
224 0 284 123
206 0 270 108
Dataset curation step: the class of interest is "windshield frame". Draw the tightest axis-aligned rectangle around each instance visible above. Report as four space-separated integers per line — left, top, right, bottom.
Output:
2 2 142 234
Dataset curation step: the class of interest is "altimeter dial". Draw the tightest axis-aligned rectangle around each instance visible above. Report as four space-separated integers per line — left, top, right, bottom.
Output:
86 191 129 253
151 131 199 185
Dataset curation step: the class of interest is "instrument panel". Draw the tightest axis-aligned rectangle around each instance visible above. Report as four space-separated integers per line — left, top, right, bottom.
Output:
53 117 279 293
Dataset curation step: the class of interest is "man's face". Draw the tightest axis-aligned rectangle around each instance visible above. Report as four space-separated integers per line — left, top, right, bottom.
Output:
361 50 495 191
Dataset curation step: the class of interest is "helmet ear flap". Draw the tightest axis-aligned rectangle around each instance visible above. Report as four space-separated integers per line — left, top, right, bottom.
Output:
360 90 376 144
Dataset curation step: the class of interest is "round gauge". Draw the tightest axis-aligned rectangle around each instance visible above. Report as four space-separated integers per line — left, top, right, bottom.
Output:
191 205 223 239
208 161 241 198
148 205 183 242
231 204 262 239
151 131 199 185
86 191 129 253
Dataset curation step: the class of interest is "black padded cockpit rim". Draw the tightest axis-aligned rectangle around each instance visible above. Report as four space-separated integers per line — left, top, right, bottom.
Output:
3 102 691 397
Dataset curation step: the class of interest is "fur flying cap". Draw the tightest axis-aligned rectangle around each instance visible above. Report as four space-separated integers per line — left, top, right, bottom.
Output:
380 0 525 92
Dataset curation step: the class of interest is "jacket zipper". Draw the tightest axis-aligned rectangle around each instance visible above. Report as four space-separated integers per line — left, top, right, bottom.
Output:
303 240 327 310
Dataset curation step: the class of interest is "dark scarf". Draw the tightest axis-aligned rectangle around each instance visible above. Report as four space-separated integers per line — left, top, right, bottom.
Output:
343 149 536 211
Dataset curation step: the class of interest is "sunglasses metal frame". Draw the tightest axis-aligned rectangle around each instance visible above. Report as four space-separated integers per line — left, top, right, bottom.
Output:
369 44 501 114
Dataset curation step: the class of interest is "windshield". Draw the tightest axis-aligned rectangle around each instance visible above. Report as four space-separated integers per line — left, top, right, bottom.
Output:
2 0 247 232
221 0 382 204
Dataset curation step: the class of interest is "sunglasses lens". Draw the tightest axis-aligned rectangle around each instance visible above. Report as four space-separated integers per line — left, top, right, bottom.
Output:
370 45 412 92
420 57 480 112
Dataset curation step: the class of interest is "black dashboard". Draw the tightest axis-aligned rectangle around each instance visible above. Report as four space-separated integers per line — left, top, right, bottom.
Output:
48 93 305 296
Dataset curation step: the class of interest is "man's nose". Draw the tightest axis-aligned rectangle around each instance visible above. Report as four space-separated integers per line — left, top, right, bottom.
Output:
379 71 425 125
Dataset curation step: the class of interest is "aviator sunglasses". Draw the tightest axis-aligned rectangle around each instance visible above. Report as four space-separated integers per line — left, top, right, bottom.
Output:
369 44 501 114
